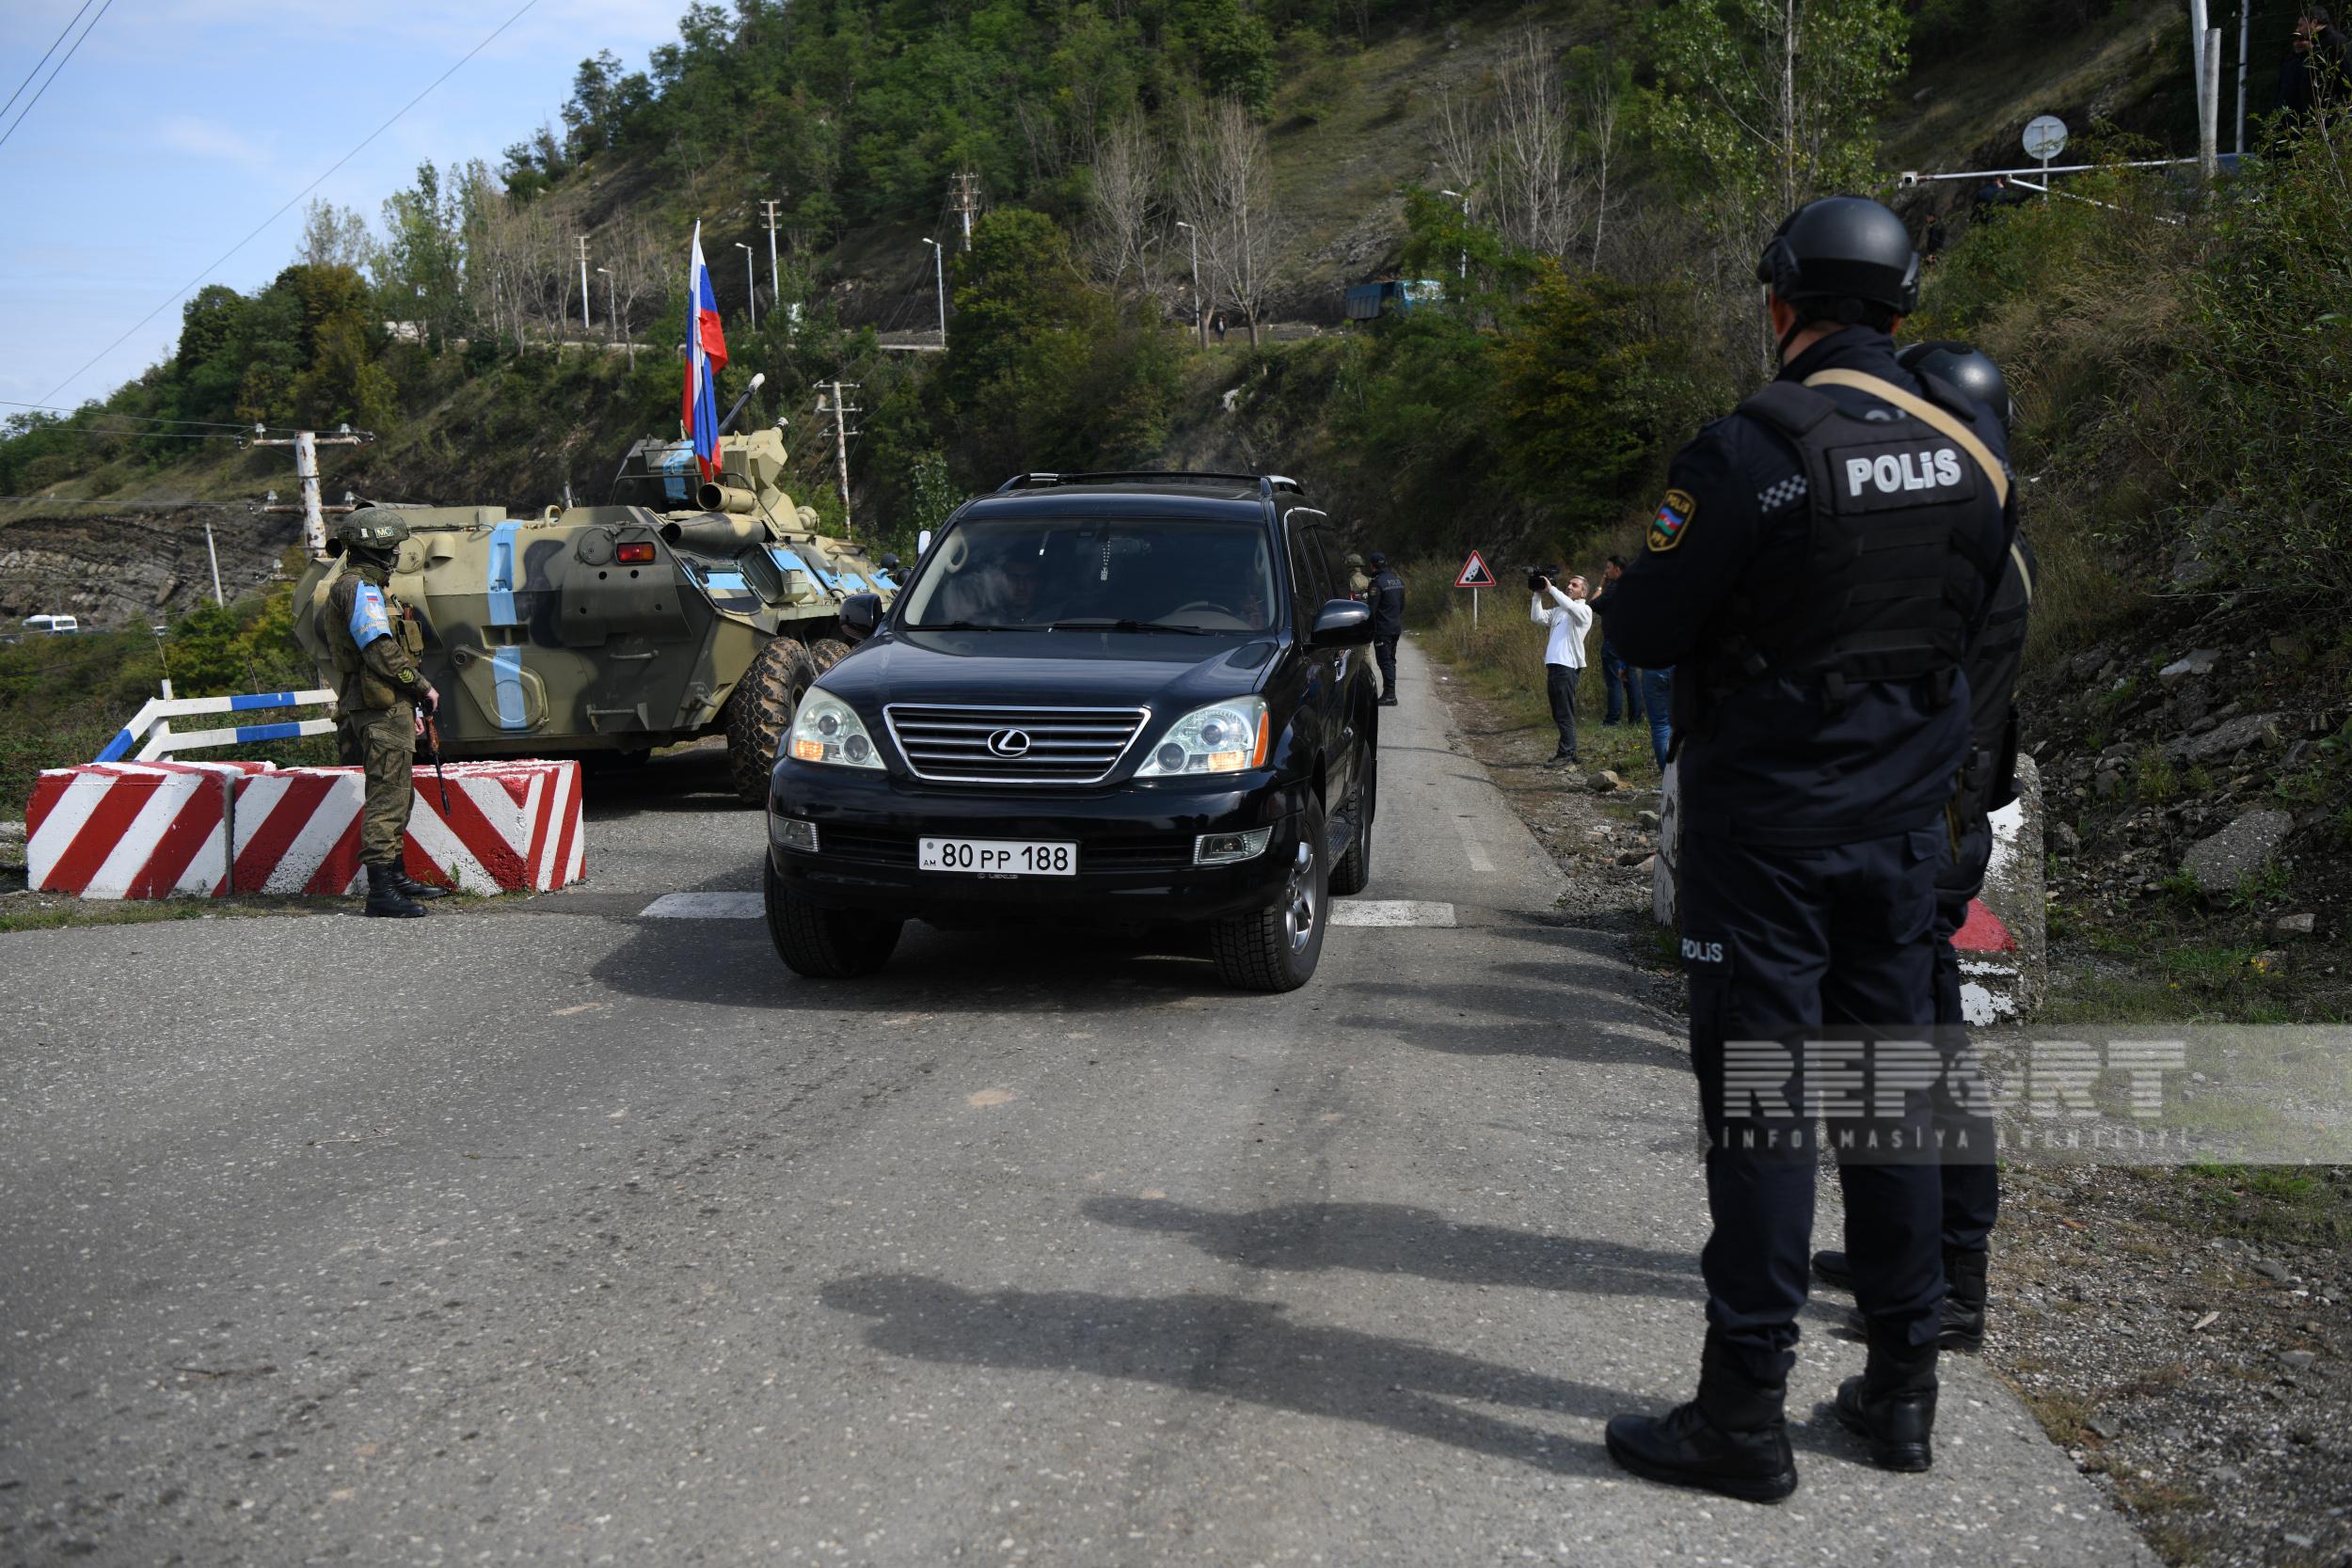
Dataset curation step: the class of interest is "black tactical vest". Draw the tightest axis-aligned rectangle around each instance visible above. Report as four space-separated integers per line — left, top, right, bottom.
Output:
1702 370 2007 712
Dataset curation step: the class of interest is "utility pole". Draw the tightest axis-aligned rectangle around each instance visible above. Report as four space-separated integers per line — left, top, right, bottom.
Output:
1176 220 1203 349
922 237 946 341
576 235 592 336
596 265 614 342
761 197 783 313
951 170 979 249
202 520 224 606
2234 0 2250 156
1441 187 1470 279
251 425 372 559
736 241 757 330
817 381 861 538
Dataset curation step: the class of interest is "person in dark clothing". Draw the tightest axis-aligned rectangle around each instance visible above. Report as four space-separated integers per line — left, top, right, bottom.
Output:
1366 552 1405 706
1813 341 2035 1359
1596 197 2015 1504
1968 173 2020 222
1596 556 1642 725
2280 7 2350 119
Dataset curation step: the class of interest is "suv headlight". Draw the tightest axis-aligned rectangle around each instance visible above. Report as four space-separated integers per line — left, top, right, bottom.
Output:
786 688 883 769
1136 696 1271 777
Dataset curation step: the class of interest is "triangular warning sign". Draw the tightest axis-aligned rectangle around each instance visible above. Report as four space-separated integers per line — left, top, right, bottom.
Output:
1455 550 1498 589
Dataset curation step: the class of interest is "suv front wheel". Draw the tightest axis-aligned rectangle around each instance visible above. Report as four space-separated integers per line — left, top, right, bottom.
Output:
1209 799 1327 992
765 856 903 978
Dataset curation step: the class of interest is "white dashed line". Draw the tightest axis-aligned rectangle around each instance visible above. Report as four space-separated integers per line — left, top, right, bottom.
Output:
640 892 763 918
1330 901 1457 928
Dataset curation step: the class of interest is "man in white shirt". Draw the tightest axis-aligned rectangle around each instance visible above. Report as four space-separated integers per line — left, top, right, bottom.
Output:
1532 572 1593 767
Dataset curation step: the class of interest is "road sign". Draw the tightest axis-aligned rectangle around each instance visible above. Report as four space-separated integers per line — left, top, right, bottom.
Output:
2022 115 2069 160
1454 551 1498 589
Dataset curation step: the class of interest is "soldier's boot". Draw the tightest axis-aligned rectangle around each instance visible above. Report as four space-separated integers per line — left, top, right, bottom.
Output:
363 863 427 919
1820 1247 1989 1352
389 867 452 901
1605 1332 1799 1504
1834 1328 1940 1473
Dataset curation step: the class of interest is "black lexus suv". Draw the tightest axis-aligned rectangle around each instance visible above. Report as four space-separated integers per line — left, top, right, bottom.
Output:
760 472 1379 991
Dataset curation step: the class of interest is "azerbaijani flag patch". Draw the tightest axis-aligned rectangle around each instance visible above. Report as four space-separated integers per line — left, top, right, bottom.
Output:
1649 488 1696 552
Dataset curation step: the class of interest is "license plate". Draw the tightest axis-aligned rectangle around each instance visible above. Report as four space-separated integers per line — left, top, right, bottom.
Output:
917 837 1077 877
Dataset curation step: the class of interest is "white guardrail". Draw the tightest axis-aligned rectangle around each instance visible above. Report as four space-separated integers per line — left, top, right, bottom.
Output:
94 687 338 763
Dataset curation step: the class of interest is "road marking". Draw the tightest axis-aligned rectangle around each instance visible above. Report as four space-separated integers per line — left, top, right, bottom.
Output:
640 892 763 919
1330 900 1457 928
1451 813 1495 873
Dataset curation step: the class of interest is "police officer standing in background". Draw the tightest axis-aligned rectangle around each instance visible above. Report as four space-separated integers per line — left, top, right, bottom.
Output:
1595 198 2015 1502
1366 552 1404 706
325 512 448 919
1813 341 2036 1357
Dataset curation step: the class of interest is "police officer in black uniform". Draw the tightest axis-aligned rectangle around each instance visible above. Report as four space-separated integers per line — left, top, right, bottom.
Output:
1812 342 2036 1356
1595 198 2016 1502
1366 552 1405 706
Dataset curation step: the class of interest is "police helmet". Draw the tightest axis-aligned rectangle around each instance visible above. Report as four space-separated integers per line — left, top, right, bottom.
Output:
1755 197 1920 320
329 510 410 559
1897 341 2012 433
1367 551 1388 568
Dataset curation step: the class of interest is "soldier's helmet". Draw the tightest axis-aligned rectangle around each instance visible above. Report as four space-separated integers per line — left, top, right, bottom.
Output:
1755 196 1920 318
329 510 411 559
1344 551 1365 568
1897 341 2012 435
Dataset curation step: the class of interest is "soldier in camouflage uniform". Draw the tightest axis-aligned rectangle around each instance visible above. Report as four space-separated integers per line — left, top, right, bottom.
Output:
324 512 448 918
1344 551 1372 600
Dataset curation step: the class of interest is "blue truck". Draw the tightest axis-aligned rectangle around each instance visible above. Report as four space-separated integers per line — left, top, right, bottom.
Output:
1343 278 1446 321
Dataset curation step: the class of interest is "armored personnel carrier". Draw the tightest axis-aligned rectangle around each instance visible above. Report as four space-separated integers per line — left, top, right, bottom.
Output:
293 424 896 803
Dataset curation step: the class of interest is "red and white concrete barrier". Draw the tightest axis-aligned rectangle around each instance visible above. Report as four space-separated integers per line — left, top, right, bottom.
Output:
24 759 583 900
1955 753 2045 1024
25 761 268 899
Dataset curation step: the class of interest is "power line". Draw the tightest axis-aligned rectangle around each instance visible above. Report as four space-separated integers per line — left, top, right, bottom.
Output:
0 0 97 126
37 0 545 405
0 399 292 433
0 0 115 154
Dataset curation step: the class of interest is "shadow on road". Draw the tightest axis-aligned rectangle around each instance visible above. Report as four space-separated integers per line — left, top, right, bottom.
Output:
579 745 749 819
818 1273 1620 1476
1080 1197 1701 1299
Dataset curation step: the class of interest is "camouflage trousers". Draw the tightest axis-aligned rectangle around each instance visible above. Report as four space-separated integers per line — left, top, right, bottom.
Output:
342 703 416 867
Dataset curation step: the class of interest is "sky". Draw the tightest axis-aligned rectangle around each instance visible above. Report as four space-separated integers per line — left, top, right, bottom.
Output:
0 0 684 415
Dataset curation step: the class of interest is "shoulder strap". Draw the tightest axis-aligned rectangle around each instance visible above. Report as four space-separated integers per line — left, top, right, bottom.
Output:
1732 381 1836 441
2008 543 2034 602
1801 368 2010 508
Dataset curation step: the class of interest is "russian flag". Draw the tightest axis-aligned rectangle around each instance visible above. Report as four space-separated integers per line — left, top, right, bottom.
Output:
681 221 730 481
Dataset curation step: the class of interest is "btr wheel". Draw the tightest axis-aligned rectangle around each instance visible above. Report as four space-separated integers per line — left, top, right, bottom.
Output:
725 637 820 805
763 855 902 978
807 637 852 673
1209 798 1328 992
1328 753 1375 897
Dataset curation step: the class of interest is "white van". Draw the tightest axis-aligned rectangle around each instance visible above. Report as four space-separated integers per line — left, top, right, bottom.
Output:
24 614 79 634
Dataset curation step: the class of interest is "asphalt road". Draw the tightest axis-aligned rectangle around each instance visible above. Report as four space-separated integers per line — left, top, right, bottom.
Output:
0 640 2154 1566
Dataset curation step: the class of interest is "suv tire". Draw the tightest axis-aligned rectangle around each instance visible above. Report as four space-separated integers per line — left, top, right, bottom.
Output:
764 856 902 977
1210 798 1328 992
726 637 820 805
1328 752 1375 896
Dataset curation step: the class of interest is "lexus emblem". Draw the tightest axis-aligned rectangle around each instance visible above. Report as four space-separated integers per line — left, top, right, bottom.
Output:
986 728 1033 758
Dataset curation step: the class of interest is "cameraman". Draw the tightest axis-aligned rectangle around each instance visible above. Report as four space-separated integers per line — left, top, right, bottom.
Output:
1530 570 1591 768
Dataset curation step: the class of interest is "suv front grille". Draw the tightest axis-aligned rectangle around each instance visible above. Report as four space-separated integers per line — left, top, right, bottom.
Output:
882 705 1150 785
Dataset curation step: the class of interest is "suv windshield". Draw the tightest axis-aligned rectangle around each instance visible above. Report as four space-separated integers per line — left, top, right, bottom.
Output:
901 515 1278 633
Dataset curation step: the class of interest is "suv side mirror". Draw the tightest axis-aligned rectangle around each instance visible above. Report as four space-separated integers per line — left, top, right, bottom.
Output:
840 592 883 641
1311 598 1373 647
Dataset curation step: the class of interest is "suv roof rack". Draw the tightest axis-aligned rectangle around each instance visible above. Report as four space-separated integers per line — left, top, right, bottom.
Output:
993 470 1305 499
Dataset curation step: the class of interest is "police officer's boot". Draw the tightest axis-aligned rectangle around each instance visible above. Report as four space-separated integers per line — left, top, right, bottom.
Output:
1820 1247 1989 1352
1605 1332 1799 1504
389 866 452 902
363 863 427 918
1834 1327 1939 1473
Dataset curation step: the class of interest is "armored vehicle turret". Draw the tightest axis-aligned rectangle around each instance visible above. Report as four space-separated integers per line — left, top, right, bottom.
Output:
293 425 897 803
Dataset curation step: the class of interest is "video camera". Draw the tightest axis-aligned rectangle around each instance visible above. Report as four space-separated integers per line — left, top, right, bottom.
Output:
1520 563 1560 594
